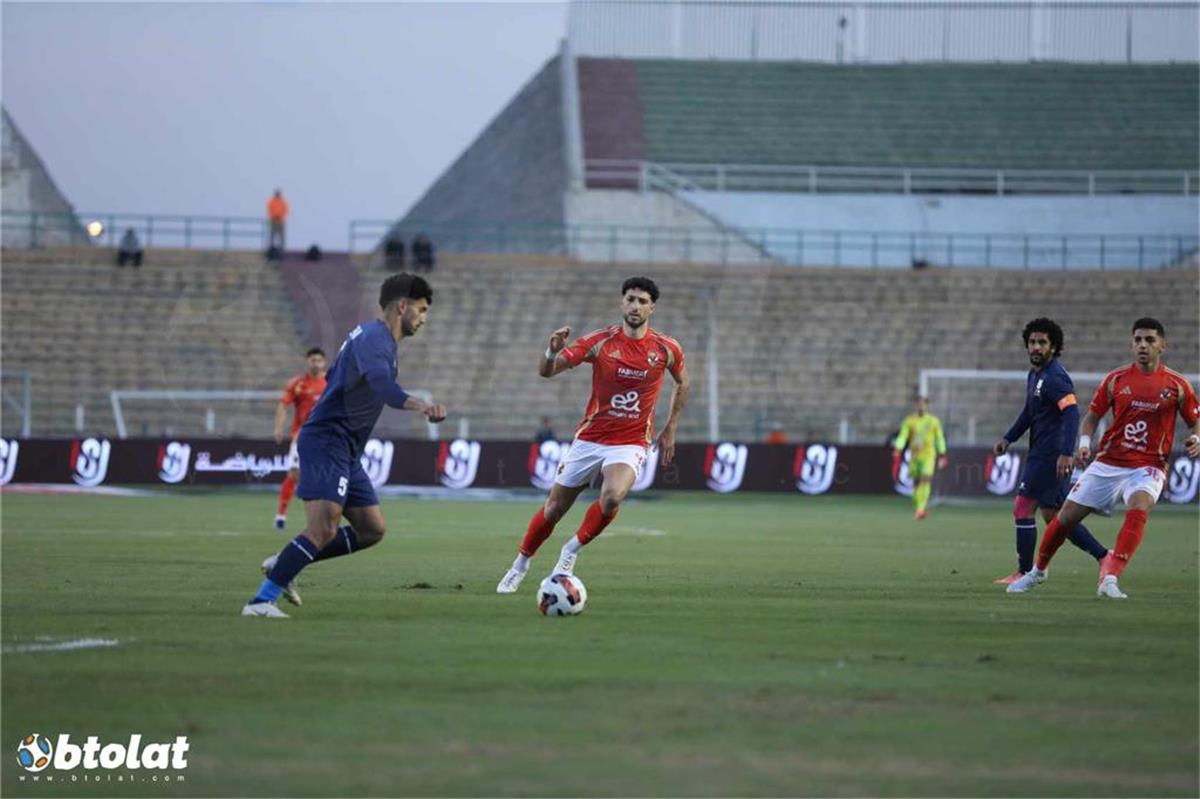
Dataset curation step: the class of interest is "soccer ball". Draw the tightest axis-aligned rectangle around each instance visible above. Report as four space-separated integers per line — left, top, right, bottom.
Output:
16 734 53 772
537 574 587 616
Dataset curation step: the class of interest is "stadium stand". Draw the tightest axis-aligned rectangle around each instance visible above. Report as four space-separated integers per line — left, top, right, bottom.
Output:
585 60 1199 171
1 248 306 437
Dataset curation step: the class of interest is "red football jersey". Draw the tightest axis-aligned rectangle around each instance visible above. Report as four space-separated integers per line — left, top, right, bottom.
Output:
559 325 685 447
1090 363 1199 469
281 373 328 436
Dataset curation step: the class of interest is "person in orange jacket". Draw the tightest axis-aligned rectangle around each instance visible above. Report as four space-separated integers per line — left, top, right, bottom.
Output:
267 189 289 255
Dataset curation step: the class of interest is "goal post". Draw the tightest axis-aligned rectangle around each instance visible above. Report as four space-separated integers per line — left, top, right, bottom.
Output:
919 368 1200 449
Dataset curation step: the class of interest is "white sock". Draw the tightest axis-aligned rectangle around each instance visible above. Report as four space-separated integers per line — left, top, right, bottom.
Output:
512 554 530 573
561 535 583 557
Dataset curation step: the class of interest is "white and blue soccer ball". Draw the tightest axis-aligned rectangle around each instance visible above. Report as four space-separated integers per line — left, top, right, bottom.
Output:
537 574 587 616
16 734 53 772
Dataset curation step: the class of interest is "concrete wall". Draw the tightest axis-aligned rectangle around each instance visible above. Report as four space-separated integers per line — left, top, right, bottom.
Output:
565 189 770 264
1 107 83 247
684 191 1200 268
393 56 567 253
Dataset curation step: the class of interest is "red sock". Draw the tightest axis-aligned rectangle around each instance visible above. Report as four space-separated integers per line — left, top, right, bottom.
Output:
277 475 296 515
520 507 557 557
1035 516 1072 571
1103 509 1148 578
576 501 618 546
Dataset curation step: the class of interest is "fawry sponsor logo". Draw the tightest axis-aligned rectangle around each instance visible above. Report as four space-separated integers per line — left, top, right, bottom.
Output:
0 438 19 486
360 439 394 488
529 440 572 491
438 439 481 489
71 438 111 487
794 444 838 495
705 442 747 493
156 442 192 484
632 445 658 491
986 452 1022 495
1167 456 1200 504
16 733 188 776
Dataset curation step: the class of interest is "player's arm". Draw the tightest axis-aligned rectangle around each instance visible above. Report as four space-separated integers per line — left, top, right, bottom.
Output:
273 402 290 445
359 333 447 422
935 418 948 470
1180 379 1200 458
891 419 911 480
1074 409 1101 466
1050 379 1080 479
538 326 572 378
994 406 1031 455
655 366 690 466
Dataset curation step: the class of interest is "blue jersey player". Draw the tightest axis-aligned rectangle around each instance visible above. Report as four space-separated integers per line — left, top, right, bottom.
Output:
243 274 447 617
991 318 1107 585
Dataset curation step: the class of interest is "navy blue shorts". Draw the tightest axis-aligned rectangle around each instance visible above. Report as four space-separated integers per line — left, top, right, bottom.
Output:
295 429 378 508
1016 457 1069 508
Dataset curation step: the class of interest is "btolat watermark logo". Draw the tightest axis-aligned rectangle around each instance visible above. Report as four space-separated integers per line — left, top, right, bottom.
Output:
16 733 189 781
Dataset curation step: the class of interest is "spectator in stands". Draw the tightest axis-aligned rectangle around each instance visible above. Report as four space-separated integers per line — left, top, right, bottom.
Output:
266 189 289 260
305 244 322 262
535 416 556 443
764 423 787 445
117 227 143 267
412 232 435 272
384 234 406 270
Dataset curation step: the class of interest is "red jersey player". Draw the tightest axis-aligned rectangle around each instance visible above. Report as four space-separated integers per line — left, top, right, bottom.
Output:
273 347 328 531
496 276 690 593
1009 318 1200 598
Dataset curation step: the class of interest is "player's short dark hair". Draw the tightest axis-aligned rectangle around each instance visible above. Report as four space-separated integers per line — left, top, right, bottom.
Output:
379 273 433 310
1022 317 1064 357
1131 317 1165 337
305 347 326 358
622 276 659 303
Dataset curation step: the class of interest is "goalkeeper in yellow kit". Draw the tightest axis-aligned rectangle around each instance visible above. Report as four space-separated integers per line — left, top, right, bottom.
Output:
892 396 948 519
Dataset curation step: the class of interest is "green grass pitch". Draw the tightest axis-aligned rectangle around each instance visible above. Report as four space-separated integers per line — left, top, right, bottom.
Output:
2 490 1197 797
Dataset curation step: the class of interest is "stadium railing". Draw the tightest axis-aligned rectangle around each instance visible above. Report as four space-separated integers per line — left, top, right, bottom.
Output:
350 219 1196 270
2 211 268 251
583 159 1200 196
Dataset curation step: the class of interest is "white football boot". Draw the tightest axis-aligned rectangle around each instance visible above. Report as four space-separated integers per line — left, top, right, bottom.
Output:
241 602 289 618
261 554 302 606
1096 575 1128 599
496 568 527 594
1006 567 1047 593
553 550 577 576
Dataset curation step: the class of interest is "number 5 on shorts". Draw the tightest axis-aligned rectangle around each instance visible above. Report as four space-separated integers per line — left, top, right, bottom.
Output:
337 476 348 497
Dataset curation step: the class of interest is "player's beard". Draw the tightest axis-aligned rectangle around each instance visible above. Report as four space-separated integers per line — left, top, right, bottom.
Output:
625 313 646 329
1029 352 1045 367
402 315 420 336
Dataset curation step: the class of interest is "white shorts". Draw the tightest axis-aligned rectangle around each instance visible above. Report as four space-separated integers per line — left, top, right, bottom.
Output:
288 439 300 470
1067 461 1166 515
555 439 648 488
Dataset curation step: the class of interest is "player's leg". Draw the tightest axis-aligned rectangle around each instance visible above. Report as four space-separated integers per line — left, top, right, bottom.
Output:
553 457 639 575
912 455 934 518
1097 468 1166 598
1006 498 1094 593
245 498 342 616
315 466 386 560
276 441 300 530
996 493 1041 583
498 481 588 593
1025 458 1107 564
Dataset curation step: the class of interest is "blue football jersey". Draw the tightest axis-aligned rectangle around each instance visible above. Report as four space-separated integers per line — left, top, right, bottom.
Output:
1023 359 1078 460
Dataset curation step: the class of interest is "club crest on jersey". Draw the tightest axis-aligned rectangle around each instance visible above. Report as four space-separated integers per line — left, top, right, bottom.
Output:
1160 388 1175 400
647 351 660 367
1034 378 1044 397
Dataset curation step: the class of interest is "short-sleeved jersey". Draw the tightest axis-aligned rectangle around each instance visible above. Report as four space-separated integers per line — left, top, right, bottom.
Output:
894 413 946 460
1024 359 1078 460
280 373 328 437
559 325 685 447
1090 363 1200 470
303 320 406 456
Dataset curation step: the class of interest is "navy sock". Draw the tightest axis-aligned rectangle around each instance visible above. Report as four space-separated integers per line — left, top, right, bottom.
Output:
1015 517 1037 573
1067 522 1108 561
314 525 360 562
249 535 319 604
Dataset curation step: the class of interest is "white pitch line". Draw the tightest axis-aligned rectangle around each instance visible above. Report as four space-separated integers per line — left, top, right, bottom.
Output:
4 638 123 654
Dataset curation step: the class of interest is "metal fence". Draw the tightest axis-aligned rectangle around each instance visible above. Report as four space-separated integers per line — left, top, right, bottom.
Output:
1 211 268 251
584 160 1199 196
568 1 1200 63
350 218 1196 270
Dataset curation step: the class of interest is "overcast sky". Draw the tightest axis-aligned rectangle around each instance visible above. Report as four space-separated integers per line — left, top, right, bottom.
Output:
2 1 568 250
